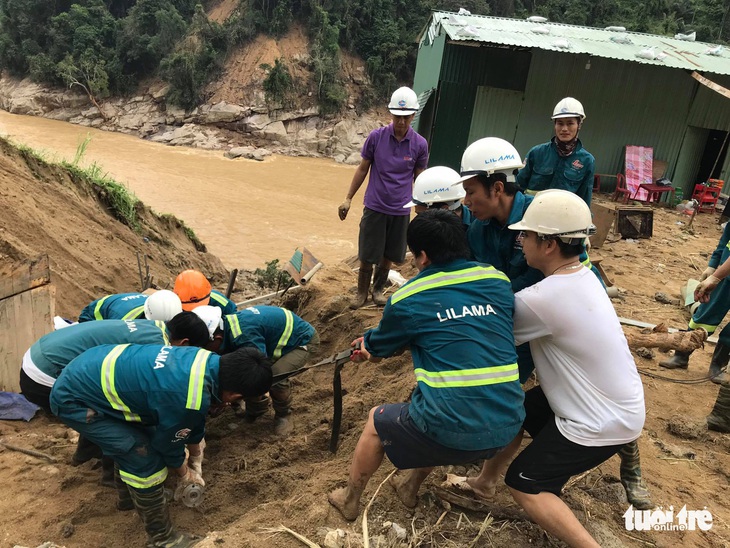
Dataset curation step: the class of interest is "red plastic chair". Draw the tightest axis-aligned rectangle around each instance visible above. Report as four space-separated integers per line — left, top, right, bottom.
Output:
613 173 631 204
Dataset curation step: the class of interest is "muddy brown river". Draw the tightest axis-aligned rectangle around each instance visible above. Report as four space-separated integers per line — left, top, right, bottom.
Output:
0 110 363 269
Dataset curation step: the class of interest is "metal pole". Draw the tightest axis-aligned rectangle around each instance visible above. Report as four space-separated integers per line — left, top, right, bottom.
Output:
225 269 238 299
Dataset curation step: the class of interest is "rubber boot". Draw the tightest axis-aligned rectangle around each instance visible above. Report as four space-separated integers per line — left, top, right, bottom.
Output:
658 349 692 369
100 456 115 488
707 384 730 433
270 384 294 437
618 440 654 510
350 266 372 309
71 435 103 466
114 463 134 511
371 266 390 306
128 484 199 548
236 395 270 422
708 343 730 385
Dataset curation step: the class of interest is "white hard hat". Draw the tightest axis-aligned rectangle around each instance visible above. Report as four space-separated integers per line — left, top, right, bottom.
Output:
509 189 595 241
192 305 223 340
144 290 183 321
388 87 419 116
551 97 586 121
455 137 524 184
404 166 465 210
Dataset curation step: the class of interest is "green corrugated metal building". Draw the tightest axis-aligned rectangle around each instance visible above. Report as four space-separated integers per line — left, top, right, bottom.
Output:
413 12 730 196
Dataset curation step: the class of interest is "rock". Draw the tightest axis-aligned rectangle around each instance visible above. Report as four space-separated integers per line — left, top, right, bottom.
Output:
201 101 247 124
61 522 74 538
635 347 655 359
655 439 696 459
243 113 272 131
323 528 345 548
344 152 361 165
654 292 675 304
251 148 271 161
262 121 289 145
390 522 407 540
667 414 706 440
587 482 628 505
45 108 79 122
150 84 170 101
225 146 256 159
165 105 187 125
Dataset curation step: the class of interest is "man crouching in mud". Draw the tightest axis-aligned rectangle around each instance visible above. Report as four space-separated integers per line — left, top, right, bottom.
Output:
328 209 525 520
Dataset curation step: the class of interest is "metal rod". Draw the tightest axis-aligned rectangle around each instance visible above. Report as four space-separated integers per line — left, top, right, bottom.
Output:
225 269 238 299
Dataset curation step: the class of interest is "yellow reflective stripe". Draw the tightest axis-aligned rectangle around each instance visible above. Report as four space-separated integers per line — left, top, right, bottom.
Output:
155 320 170 345
391 266 509 305
186 349 210 410
122 305 145 320
581 258 592 268
414 363 519 388
209 292 226 305
689 319 717 333
93 296 110 320
100 344 141 422
227 315 242 338
119 467 168 489
273 309 294 359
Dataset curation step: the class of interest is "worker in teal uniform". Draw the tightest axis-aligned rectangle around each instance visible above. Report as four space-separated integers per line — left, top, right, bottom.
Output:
192 304 319 437
78 290 183 322
20 313 210 492
516 97 601 281
457 136 652 510
51 343 272 548
661 220 730 384
328 209 524 521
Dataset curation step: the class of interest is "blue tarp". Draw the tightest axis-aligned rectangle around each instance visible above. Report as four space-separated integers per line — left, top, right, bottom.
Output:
0 392 40 421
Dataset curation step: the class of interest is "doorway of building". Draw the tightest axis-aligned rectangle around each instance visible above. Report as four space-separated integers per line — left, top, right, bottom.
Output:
696 129 729 184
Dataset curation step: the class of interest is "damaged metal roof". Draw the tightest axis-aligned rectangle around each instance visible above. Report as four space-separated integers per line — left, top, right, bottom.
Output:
425 12 730 76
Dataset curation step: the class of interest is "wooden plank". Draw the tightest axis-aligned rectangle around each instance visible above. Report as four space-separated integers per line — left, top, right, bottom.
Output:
0 284 55 392
590 204 616 248
0 255 50 301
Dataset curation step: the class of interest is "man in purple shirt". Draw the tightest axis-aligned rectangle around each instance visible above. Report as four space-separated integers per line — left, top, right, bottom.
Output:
338 87 429 309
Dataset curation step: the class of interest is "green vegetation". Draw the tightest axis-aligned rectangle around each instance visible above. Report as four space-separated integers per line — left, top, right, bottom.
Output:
261 58 294 107
0 0 727 112
254 258 293 290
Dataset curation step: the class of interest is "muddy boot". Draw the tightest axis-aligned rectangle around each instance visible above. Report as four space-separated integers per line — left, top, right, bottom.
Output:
100 456 115 488
658 349 692 369
708 343 730 385
271 385 294 437
371 266 390 306
128 484 200 548
708 384 730 433
71 435 103 466
350 266 372 309
618 440 654 510
114 463 134 511
236 395 270 422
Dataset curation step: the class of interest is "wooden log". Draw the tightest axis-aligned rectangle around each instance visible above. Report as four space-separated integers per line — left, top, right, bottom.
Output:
624 327 707 353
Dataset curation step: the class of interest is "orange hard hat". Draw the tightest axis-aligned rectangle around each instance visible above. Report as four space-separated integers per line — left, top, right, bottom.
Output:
174 270 212 311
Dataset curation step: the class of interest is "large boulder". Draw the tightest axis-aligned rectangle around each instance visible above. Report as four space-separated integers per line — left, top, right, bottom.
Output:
262 120 289 145
199 101 247 124
243 113 272 132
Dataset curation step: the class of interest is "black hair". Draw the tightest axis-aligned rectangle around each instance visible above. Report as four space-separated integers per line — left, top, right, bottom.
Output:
166 311 210 348
474 173 519 196
537 236 584 259
407 209 470 264
218 347 273 398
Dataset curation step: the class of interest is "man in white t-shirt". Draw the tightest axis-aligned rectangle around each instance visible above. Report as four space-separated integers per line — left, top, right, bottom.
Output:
461 190 645 548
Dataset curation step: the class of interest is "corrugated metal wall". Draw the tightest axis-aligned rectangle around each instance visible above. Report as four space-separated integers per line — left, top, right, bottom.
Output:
413 32 446 96
468 87 524 144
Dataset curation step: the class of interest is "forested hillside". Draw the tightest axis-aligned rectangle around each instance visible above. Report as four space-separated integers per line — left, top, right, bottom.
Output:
0 0 727 113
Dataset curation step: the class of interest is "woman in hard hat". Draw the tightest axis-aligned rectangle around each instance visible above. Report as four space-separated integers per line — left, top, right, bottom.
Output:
517 97 595 206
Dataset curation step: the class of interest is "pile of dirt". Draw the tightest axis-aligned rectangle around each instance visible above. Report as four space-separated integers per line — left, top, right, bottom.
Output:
0 137 229 317
1 196 730 547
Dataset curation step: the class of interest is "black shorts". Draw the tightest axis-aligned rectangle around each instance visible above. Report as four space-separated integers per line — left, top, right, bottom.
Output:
358 208 409 265
19 367 52 413
373 403 502 470
505 386 623 496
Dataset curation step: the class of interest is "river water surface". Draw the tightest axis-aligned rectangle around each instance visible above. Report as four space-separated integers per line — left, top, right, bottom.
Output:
0 110 363 269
